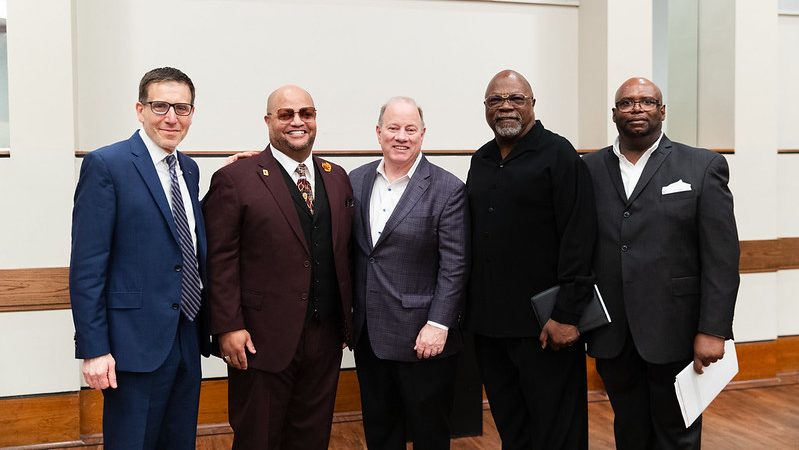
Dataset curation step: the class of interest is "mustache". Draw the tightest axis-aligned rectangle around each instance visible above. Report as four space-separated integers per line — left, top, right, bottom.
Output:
495 113 522 122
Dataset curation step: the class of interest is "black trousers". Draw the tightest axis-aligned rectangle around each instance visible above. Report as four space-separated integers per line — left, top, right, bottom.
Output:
355 330 457 450
474 334 588 450
595 333 701 450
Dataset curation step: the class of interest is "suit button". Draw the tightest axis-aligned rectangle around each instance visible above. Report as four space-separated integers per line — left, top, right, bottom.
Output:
488 207 494 213
174 265 182 272
623 211 630 218
622 245 629 252
499 164 504 168
171 303 179 310
304 260 310 268
369 257 375 263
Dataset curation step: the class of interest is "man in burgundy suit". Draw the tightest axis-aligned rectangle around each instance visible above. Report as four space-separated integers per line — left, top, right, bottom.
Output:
203 85 354 449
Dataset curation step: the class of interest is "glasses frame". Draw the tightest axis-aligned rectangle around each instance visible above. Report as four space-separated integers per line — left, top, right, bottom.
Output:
484 93 534 110
614 98 662 113
267 107 318 123
144 101 194 116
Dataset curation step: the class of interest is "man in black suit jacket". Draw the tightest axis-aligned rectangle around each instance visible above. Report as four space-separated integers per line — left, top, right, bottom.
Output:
583 77 739 449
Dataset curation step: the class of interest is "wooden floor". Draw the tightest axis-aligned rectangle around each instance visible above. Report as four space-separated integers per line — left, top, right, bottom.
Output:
194 383 799 450
32 383 799 449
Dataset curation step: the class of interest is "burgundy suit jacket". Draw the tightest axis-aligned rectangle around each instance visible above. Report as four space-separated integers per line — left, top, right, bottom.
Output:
203 147 354 373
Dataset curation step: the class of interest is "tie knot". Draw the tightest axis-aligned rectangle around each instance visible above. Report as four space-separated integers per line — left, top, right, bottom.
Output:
296 163 308 177
165 154 177 169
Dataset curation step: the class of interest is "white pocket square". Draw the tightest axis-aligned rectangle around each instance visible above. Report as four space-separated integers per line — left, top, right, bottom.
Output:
661 179 692 195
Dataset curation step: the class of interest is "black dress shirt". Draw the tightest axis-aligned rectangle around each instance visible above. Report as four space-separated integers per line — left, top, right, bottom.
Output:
466 120 597 337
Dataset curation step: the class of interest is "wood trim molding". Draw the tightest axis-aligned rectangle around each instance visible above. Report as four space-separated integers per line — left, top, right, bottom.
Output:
0 149 9 158
778 149 799 154
74 148 737 158
2 337 797 448
5 238 797 312
0 267 70 312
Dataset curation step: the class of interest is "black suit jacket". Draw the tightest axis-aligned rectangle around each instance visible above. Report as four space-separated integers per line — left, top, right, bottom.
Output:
583 136 739 364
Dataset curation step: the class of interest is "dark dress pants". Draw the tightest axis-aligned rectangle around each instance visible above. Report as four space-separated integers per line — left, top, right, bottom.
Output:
355 329 457 450
474 334 588 450
102 315 202 450
595 333 701 450
227 318 343 450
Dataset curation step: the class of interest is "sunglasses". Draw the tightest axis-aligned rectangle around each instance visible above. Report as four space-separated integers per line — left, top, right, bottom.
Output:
267 107 317 122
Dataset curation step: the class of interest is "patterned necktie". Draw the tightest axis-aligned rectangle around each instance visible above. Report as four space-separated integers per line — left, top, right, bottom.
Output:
296 163 314 214
165 154 202 321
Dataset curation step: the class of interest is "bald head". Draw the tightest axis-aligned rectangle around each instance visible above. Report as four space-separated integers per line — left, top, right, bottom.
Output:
485 70 533 98
264 84 317 161
266 84 314 114
615 77 662 104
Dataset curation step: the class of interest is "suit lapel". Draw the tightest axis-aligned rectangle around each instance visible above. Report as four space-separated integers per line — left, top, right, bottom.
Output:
256 147 309 253
360 162 379 249
602 148 628 204
129 132 180 243
314 156 343 249
373 156 431 249
626 137 673 206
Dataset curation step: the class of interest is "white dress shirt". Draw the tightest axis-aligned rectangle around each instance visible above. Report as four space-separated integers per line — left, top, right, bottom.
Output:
270 144 316 196
141 130 199 254
368 153 446 330
612 132 664 198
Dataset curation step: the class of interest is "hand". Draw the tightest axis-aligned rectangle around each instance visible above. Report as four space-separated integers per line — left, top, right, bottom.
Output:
693 333 725 374
414 324 448 359
539 319 580 351
82 353 118 390
223 151 259 166
219 329 257 370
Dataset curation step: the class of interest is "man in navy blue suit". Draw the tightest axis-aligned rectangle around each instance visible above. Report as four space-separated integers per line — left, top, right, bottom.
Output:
69 67 211 449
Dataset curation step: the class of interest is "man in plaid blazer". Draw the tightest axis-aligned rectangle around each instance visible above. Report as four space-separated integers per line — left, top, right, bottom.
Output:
349 96 470 450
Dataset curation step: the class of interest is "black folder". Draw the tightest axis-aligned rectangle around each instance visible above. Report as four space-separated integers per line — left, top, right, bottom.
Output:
530 284 611 333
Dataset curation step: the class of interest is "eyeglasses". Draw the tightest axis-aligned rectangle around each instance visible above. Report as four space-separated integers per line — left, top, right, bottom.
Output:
145 101 194 116
267 107 317 123
615 98 661 112
484 93 533 109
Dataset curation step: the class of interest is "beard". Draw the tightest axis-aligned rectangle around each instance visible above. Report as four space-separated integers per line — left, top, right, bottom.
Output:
493 113 523 138
272 133 316 155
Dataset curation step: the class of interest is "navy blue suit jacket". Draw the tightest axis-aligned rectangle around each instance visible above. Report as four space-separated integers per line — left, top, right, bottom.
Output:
70 131 211 373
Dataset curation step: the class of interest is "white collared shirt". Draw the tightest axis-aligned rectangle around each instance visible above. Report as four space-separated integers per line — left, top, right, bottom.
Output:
368 152 423 246
270 144 316 195
140 130 199 254
612 132 664 198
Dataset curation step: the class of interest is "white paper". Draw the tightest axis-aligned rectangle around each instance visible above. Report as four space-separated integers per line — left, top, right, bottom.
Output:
674 339 739 428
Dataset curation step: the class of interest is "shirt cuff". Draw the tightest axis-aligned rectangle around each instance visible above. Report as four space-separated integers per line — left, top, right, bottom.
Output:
427 320 449 331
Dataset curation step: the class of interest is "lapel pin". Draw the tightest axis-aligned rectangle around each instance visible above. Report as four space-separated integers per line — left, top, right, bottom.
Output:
322 162 332 173
262 169 269 177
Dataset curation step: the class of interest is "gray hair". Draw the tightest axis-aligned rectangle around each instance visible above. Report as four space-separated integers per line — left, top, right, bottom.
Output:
377 96 425 127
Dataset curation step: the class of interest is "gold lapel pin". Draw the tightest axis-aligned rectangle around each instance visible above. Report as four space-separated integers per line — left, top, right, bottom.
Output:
322 162 332 173
262 169 269 176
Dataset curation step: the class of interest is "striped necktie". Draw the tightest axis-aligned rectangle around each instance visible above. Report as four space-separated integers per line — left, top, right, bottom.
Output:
165 154 202 321
296 163 314 214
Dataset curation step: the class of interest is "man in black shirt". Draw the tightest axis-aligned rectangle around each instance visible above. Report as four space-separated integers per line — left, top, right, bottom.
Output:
466 70 597 449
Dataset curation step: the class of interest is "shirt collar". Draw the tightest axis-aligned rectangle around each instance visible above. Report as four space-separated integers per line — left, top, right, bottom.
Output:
612 131 664 164
270 143 315 181
375 151 423 183
139 129 175 167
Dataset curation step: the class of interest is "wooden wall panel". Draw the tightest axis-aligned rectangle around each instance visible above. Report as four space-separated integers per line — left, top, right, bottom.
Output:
0 267 70 312
3 336 798 448
0 392 80 447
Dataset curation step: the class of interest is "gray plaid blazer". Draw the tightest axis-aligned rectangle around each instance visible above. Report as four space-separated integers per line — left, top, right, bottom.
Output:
349 156 469 362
